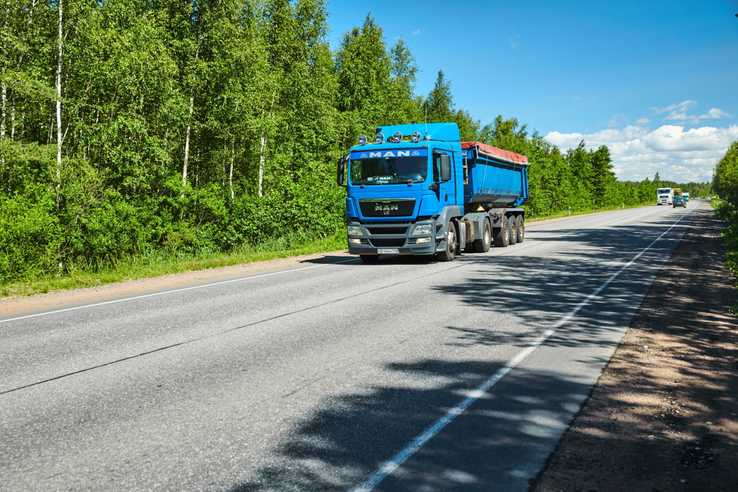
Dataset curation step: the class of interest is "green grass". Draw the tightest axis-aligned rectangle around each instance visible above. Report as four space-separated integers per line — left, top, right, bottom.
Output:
711 197 723 210
0 232 347 299
1 202 658 299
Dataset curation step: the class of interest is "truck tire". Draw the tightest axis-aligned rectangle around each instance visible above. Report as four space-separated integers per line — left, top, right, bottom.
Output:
437 222 457 261
508 216 518 245
515 216 525 243
473 219 492 253
360 255 379 263
493 217 510 248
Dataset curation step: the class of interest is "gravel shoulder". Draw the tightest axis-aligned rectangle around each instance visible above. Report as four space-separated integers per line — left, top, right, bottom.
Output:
530 203 738 492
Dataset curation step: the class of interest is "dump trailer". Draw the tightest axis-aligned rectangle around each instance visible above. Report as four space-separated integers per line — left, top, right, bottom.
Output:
336 122 530 262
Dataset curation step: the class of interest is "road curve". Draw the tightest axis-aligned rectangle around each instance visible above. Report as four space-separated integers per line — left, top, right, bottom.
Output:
0 202 700 491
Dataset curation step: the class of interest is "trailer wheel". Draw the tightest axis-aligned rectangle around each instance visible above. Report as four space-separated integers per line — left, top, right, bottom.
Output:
360 255 379 263
437 222 457 261
493 217 510 248
508 216 518 245
515 216 525 243
473 219 492 253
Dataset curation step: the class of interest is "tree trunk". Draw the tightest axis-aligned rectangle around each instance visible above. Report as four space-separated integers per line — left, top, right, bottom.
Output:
229 141 235 201
182 94 193 190
258 134 265 197
55 0 63 208
1 0 8 142
1 77 6 140
181 46 199 195
257 89 277 198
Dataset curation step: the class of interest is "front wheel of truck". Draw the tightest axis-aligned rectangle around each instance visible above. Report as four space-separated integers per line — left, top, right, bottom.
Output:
360 255 379 263
437 222 457 262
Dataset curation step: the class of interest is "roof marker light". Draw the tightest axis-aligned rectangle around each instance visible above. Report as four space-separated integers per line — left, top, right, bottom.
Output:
358 135 367 145
393 132 403 143
411 131 421 143
375 132 385 144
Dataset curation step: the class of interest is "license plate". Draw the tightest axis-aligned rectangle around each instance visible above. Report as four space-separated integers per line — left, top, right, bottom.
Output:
377 248 400 254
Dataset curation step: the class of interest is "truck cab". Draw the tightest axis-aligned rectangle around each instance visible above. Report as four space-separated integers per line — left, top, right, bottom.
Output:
656 188 673 205
337 123 529 262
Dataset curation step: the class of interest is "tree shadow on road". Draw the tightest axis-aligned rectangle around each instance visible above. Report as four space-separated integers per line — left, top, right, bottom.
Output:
229 210 736 492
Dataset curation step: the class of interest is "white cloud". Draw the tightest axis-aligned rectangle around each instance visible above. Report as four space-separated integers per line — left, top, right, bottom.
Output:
651 100 697 115
700 108 732 119
635 117 651 125
508 36 519 50
411 28 421 36
608 114 627 127
545 124 738 182
651 100 732 124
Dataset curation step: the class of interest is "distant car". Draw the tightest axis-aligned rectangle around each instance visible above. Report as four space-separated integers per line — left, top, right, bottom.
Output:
673 197 686 208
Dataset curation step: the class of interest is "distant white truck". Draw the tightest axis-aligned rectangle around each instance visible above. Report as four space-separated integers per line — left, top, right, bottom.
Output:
657 188 673 205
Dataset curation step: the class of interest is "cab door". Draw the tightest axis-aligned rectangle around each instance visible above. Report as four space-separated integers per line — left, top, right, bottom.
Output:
432 149 456 207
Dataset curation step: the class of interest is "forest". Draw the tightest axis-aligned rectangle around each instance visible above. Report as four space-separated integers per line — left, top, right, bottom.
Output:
712 141 738 275
0 0 712 284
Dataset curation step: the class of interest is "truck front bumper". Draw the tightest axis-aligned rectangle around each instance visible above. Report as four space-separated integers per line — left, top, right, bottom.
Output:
346 219 441 256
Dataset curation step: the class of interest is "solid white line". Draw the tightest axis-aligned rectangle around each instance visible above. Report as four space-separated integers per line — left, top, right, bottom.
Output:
350 207 696 492
0 258 357 325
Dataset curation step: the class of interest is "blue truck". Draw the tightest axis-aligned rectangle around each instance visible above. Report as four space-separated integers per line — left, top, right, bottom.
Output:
336 122 530 262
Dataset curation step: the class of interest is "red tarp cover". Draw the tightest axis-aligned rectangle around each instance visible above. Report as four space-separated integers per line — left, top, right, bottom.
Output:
461 141 528 164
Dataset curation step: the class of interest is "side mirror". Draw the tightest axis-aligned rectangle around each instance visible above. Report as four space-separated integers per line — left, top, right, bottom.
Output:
337 155 347 187
440 154 452 182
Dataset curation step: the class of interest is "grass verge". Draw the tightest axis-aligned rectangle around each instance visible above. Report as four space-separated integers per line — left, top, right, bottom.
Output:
2 202 658 299
0 232 346 299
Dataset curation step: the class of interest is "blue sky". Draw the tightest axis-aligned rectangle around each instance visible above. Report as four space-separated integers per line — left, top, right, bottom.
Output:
325 0 738 183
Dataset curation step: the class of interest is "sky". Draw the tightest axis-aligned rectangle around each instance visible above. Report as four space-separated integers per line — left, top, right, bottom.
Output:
325 0 738 183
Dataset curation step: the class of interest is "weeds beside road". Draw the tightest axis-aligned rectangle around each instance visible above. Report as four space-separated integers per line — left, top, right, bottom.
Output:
1 203 656 300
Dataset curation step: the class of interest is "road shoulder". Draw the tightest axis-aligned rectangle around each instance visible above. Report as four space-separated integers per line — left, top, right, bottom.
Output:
530 205 738 491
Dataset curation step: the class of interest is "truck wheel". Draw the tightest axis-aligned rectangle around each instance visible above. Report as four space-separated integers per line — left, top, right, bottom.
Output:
493 217 510 248
508 216 518 245
473 219 492 253
515 216 525 243
360 255 379 263
437 222 457 261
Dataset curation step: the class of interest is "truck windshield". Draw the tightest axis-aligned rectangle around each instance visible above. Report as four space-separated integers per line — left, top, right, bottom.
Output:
350 155 428 185
657 188 671 194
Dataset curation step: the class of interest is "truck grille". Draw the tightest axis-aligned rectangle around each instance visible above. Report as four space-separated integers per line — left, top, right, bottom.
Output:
366 226 408 235
370 238 406 248
359 199 415 217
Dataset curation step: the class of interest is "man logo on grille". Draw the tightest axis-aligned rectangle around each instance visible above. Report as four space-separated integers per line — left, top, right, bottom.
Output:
375 203 399 215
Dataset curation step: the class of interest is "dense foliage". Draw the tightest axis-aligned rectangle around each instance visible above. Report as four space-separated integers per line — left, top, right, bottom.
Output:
712 141 738 275
0 1 708 283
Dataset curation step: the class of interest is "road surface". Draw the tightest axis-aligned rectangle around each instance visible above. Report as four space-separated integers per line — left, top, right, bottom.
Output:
0 202 699 491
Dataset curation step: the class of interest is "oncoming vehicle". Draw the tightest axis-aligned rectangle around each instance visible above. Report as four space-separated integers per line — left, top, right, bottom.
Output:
337 122 530 263
656 187 673 205
673 197 687 208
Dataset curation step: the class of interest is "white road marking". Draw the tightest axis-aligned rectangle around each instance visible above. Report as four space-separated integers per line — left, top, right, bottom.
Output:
0 259 357 324
350 207 696 491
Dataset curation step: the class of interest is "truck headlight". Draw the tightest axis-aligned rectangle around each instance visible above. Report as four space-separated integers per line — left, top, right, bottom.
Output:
347 225 363 236
412 224 433 236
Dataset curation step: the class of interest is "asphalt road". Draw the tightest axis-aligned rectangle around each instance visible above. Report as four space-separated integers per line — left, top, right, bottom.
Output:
0 202 700 491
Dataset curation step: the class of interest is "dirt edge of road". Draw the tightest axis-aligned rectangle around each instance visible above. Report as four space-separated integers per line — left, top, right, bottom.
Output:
0 206 649 318
530 204 738 492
